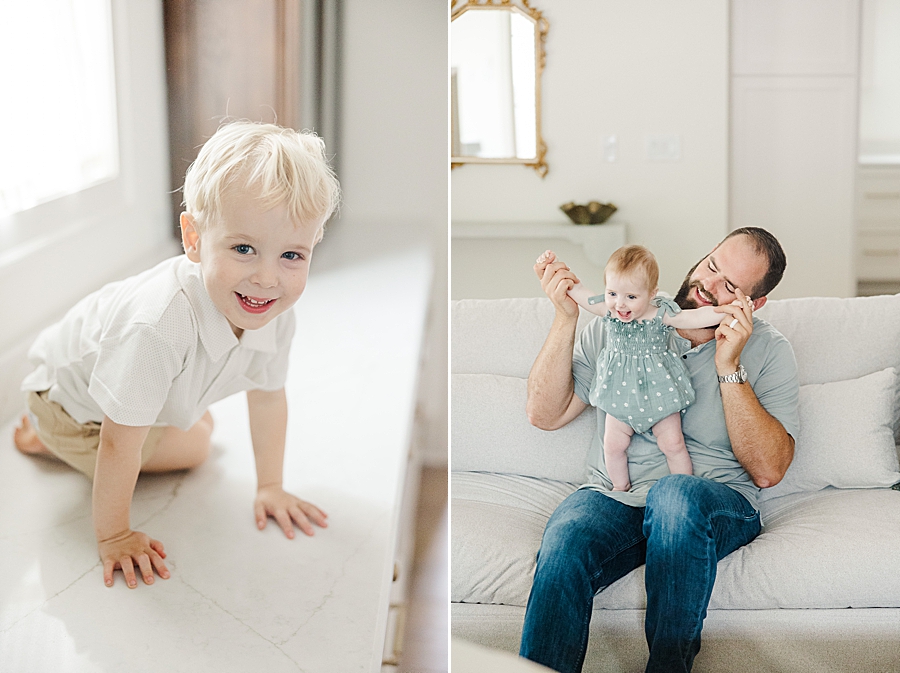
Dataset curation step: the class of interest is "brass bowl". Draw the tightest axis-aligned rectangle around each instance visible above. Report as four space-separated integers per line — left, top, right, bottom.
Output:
560 201 617 225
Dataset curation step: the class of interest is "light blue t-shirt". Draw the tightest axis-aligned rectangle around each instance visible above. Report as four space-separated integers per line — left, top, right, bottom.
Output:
572 315 800 511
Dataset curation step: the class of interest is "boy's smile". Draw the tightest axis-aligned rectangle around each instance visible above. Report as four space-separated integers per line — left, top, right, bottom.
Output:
181 189 323 338
236 292 277 314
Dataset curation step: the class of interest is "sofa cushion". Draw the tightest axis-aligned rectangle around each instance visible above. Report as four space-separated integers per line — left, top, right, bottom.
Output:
451 373 595 482
759 368 900 502
452 294 900 385
451 299 595 378
758 293 900 387
451 472 577 606
452 473 900 610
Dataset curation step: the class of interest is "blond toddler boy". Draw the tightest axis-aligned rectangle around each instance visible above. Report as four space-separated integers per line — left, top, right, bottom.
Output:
14 121 340 589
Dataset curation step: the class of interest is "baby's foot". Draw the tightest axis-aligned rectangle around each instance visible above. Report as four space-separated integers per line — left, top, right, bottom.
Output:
13 415 52 457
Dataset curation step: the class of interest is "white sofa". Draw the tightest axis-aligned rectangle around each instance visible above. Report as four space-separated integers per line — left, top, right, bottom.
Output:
451 295 900 673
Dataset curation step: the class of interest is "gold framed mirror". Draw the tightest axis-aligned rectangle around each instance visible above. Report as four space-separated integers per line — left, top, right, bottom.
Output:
450 0 549 177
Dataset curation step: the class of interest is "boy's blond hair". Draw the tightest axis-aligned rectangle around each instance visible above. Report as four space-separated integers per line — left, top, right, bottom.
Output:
182 121 341 231
605 245 659 291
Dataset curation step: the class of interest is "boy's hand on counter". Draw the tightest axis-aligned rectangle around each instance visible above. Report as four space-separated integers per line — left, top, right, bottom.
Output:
98 529 169 588
254 484 328 538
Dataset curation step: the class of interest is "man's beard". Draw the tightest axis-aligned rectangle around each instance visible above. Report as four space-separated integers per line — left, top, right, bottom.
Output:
673 259 717 310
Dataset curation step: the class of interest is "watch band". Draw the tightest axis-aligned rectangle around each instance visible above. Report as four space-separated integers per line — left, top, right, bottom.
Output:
717 364 747 384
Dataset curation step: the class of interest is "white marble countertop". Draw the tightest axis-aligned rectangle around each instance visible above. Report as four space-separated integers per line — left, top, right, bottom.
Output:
0 247 432 672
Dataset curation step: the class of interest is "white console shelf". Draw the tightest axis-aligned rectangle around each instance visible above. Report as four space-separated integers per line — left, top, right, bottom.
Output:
451 221 627 299
452 221 626 267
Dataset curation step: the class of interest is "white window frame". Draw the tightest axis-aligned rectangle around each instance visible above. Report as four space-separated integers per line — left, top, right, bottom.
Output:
0 0 174 420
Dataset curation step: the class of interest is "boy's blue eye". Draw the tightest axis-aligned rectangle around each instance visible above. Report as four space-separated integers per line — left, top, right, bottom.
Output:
628 295 637 300
282 251 303 261
608 292 616 297
233 244 253 255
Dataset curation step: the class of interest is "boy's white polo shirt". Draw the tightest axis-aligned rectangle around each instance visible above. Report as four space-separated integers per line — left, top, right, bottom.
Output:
22 255 295 430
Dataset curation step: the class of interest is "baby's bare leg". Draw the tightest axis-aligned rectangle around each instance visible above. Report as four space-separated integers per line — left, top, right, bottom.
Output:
13 415 56 458
603 414 634 491
140 411 214 472
652 413 693 476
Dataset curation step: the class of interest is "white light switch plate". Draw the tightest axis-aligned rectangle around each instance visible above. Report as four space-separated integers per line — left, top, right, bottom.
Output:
646 134 682 161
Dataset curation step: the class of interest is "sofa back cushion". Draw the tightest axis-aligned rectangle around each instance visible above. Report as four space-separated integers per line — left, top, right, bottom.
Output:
452 294 900 480
757 294 900 386
451 373 595 481
451 298 594 378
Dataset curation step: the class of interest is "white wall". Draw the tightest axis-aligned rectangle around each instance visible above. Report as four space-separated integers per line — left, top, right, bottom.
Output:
451 0 729 297
316 0 448 466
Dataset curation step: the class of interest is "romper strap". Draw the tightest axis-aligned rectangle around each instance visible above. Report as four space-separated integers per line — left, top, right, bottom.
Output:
653 296 682 318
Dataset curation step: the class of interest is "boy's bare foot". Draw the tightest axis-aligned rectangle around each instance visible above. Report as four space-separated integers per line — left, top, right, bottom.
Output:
13 415 53 457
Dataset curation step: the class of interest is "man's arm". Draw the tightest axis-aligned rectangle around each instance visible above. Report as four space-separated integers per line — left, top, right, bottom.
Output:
714 289 794 488
247 388 328 538
94 417 169 588
526 255 588 430
719 383 794 488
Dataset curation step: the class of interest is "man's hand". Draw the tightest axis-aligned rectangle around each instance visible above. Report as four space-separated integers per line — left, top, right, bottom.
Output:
254 484 328 538
535 250 580 320
713 288 755 374
98 529 169 588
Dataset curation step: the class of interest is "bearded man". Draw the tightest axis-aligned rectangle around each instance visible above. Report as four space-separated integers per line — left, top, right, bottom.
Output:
519 228 799 673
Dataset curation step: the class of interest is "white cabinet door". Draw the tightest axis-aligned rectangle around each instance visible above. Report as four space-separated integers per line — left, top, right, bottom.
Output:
732 0 860 75
731 0 860 299
731 77 858 298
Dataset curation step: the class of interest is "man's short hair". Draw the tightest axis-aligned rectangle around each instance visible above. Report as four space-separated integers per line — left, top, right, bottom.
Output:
724 227 787 298
182 120 341 232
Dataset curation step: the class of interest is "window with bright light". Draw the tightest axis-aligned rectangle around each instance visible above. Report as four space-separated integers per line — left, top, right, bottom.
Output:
0 0 118 219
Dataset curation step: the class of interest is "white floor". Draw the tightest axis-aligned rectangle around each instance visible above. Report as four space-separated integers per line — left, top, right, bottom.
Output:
0 248 436 673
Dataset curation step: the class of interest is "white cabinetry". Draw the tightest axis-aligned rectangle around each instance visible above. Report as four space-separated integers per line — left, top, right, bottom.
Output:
856 167 900 288
730 0 860 298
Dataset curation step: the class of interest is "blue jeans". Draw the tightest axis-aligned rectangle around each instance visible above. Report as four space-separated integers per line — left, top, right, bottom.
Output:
519 475 761 673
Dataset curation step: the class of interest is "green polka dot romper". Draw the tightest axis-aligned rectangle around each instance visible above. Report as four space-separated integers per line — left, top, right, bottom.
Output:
588 296 696 434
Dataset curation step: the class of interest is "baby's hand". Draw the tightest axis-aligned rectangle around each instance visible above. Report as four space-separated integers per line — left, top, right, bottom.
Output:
98 529 169 588
536 250 557 265
254 485 329 538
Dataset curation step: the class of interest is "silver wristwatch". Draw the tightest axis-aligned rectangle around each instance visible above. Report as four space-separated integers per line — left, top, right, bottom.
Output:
717 364 747 384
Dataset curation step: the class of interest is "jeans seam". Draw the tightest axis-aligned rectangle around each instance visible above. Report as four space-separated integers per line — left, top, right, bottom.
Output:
704 507 759 523
588 534 645 588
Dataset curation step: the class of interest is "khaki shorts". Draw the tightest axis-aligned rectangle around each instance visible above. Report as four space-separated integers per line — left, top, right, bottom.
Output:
25 390 166 479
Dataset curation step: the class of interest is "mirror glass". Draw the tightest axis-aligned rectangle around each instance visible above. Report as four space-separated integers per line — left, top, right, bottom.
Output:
451 1 547 175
